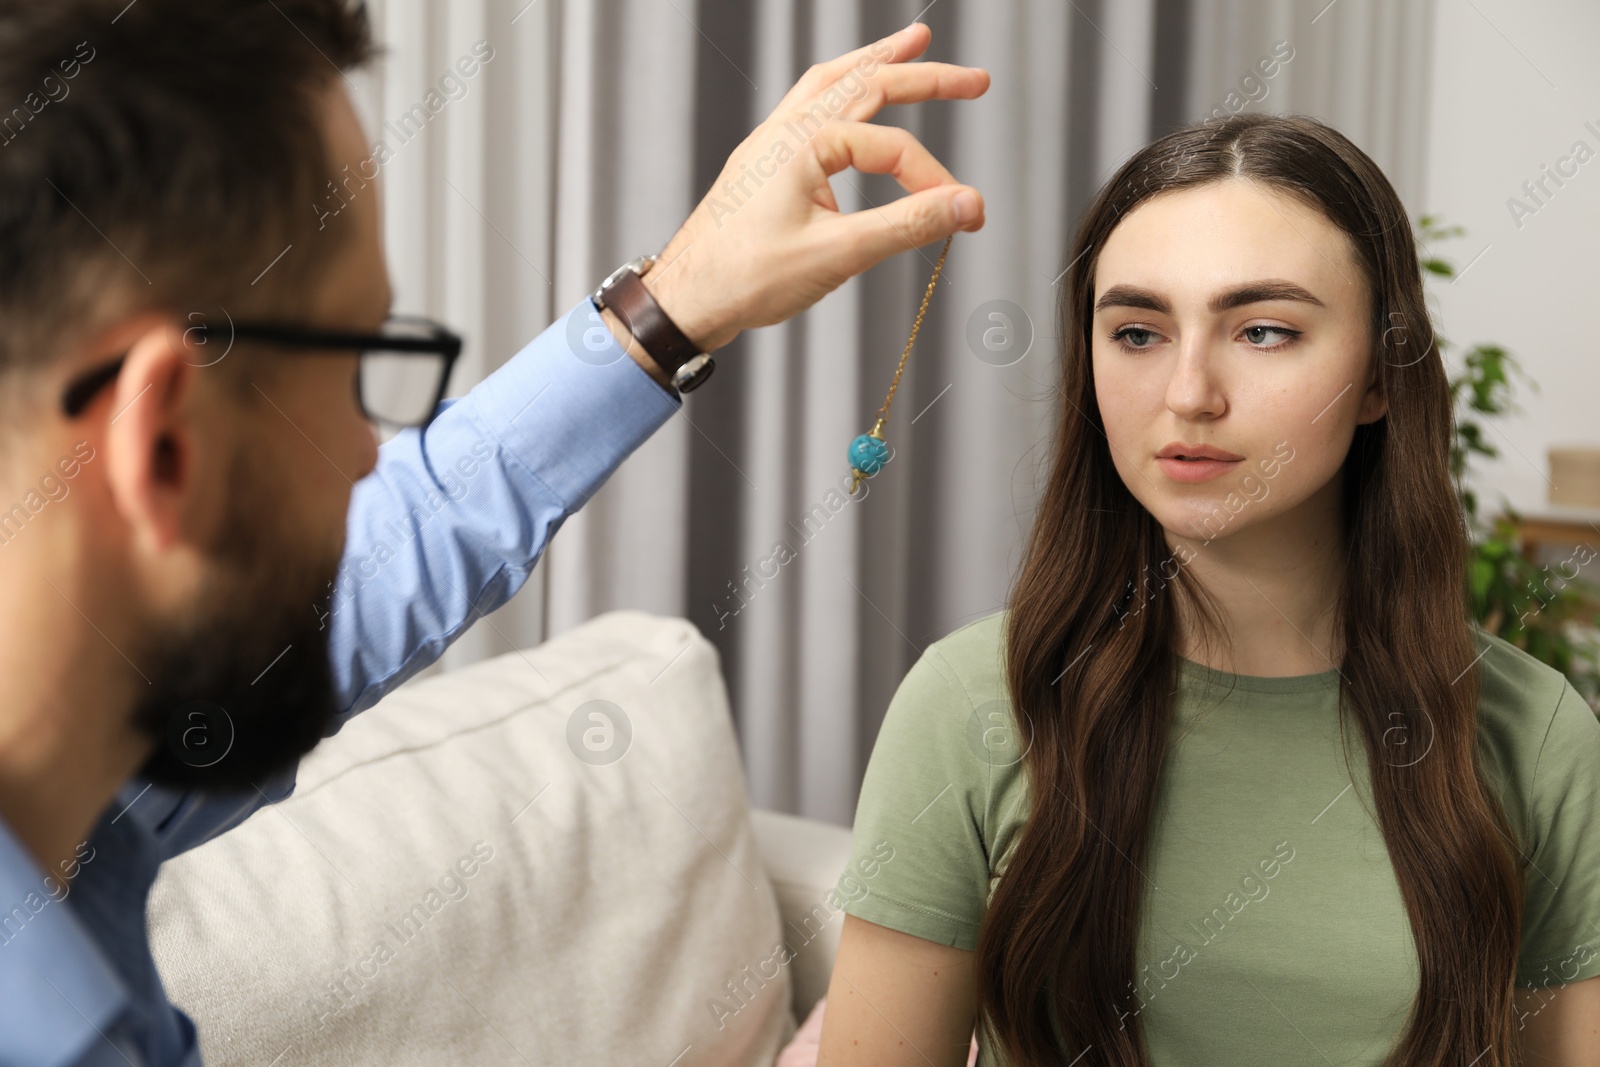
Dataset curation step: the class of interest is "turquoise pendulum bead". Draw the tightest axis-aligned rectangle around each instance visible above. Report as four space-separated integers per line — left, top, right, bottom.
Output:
846 234 954 497
848 419 890 495
849 430 888 473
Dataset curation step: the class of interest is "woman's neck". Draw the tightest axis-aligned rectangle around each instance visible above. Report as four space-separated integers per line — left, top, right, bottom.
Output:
1167 479 1345 678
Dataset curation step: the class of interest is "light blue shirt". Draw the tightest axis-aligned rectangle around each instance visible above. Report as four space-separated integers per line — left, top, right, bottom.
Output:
0 296 681 1066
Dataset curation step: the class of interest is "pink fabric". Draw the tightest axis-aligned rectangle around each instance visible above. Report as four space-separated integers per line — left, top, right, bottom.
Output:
775 997 979 1066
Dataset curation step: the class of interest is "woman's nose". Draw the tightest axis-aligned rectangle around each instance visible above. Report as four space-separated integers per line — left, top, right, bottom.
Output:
1164 337 1227 421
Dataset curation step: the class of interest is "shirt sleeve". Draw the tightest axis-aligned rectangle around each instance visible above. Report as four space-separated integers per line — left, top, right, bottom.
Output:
1516 682 1600 987
139 295 680 857
323 294 681 720
834 644 997 951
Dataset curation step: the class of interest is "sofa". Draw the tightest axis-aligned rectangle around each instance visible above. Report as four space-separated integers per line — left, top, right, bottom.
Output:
147 610 855 1066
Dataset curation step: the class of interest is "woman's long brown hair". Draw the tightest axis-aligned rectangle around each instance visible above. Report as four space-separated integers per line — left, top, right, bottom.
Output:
976 113 1526 1065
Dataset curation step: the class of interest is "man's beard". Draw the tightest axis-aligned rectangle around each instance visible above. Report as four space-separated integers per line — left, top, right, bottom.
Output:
131 446 348 792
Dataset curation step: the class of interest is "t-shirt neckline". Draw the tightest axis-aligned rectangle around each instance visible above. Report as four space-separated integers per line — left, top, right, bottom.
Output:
1178 655 1341 694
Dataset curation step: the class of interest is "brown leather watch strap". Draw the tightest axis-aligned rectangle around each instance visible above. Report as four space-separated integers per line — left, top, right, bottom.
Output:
604 268 702 378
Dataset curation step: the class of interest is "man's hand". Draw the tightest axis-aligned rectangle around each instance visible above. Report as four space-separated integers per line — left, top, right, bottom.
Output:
620 22 988 358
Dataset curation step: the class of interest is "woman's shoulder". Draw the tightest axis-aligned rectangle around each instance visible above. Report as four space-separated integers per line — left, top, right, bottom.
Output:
1469 631 1600 986
1471 626 1585 749
867 608 1029 822
899 610 1015 729
916 609 1030 821
1469 628 1598 846
878 608 1011 749
925 608 1009 680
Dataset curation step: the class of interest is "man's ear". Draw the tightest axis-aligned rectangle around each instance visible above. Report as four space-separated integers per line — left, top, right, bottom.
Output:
102 321 207 555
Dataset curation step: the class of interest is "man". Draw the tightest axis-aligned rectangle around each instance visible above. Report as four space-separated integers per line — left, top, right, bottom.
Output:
0 0 987 1063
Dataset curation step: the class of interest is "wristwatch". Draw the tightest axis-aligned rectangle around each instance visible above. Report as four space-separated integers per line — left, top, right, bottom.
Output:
591 254 715 394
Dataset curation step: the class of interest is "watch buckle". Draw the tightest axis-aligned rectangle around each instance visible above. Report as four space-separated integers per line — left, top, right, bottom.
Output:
672 353 715 393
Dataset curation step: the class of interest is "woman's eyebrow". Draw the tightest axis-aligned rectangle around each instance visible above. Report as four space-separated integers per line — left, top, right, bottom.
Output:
1094 280 1326 315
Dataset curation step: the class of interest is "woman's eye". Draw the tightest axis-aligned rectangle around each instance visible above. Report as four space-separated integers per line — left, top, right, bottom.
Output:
1242 325 1300 348
1112 326 1158 349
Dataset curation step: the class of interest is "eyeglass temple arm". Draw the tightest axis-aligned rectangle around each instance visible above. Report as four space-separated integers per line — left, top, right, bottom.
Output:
61 355 128 417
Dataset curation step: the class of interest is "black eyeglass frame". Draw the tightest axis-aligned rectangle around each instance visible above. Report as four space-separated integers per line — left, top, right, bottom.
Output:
60 316 465 430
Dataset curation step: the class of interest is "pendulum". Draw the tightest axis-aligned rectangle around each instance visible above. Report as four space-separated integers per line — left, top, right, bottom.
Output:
847 233 954 496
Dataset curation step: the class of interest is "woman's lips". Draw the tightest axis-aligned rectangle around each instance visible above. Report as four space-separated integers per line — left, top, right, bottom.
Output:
1156 456 1243 483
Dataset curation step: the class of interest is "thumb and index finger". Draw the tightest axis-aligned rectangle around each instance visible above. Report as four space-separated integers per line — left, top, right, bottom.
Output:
644 24 989 353
793 23 990 276
810 118 985 268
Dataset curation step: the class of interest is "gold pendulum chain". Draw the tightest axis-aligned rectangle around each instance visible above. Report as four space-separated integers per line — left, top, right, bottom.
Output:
847 233 954 496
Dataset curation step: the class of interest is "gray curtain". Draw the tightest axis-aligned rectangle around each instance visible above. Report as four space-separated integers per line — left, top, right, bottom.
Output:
1183 0 1435 208
353 0 1435 826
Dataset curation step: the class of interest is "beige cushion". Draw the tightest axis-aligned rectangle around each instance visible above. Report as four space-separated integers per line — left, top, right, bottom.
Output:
149 609 795 1066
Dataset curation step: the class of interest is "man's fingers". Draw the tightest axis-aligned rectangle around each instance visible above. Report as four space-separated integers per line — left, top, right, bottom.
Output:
776 22 930 111
834 62 991 122
811 118 984 257
810 119 958 193
811 121 984 263
812 22 931 87
824 181 982 270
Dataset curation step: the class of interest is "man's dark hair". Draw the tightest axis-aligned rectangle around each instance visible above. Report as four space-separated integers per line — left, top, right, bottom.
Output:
0 0 375 381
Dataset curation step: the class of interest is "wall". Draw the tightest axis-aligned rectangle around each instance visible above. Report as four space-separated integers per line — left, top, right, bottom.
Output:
1422 0 1600 516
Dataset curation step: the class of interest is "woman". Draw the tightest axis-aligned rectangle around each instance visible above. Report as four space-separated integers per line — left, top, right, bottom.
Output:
806 113 1600 1066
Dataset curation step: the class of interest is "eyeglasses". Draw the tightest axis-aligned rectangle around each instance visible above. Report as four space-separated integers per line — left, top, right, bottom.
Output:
60 315 464 431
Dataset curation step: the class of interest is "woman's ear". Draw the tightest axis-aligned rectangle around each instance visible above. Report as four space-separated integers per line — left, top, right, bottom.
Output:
1356 364 1388 425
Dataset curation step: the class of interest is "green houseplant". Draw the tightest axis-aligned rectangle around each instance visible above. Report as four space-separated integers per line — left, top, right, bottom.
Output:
1418 215 1600 710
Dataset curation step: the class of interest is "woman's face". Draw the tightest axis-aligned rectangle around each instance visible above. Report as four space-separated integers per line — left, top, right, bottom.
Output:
1091 178 1387 553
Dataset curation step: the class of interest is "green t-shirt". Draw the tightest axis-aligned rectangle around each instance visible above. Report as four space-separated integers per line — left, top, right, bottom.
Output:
836 610 1600 1066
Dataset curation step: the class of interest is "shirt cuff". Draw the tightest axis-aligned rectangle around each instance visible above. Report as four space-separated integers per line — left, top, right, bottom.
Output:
464 295 682 513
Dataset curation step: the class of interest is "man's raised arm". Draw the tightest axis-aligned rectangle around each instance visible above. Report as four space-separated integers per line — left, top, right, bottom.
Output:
141 21 987 857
